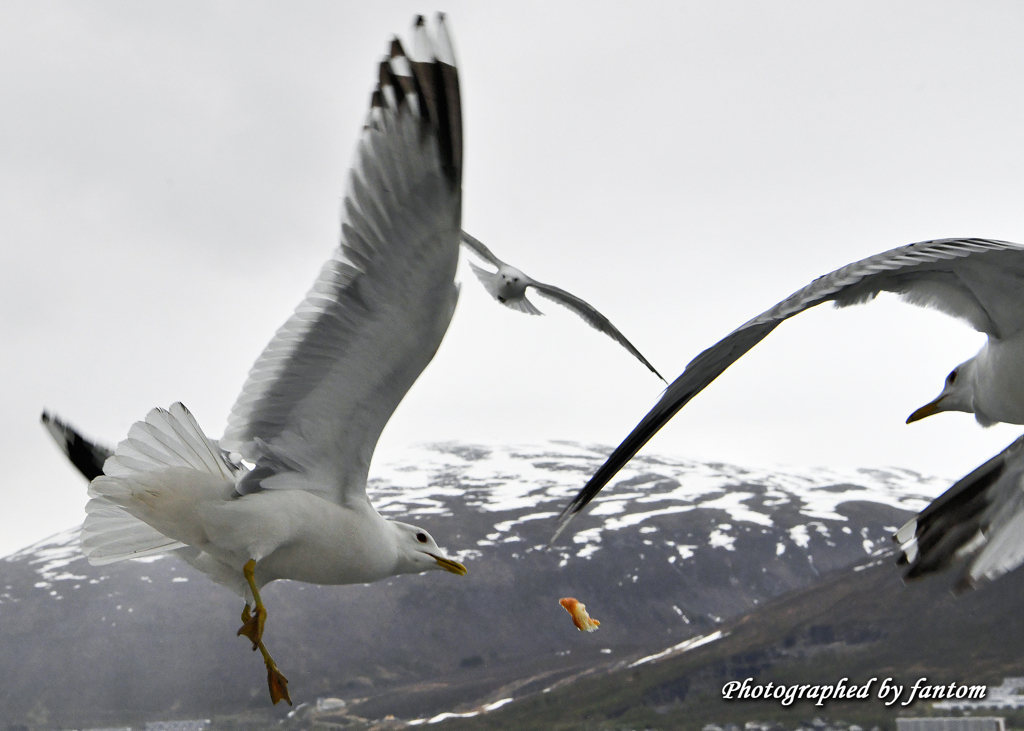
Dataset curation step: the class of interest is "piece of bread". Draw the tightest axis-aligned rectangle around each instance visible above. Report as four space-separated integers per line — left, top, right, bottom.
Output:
559 597 600 632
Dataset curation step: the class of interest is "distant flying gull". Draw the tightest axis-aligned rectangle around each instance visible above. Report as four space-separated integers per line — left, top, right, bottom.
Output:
51 16 471 706
461 231 665 381
555 237 1024 537
894 432 1024 591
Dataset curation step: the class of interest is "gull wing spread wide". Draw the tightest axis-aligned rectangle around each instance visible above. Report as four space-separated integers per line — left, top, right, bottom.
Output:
556 237 1024 533
220 16 463 507
460 231 664 380
530 282 664 381
894 432 1024 591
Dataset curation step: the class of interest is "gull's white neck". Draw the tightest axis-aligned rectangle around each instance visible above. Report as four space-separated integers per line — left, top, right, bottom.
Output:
971 330 1024 425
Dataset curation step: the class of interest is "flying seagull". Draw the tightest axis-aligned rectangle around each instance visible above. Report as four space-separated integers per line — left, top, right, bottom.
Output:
53 15 471 706
894 432 1024 591
460 231 665 381
555 237 1024 537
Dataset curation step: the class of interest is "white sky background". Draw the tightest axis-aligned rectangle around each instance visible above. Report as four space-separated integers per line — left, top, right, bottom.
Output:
2 1 1024 558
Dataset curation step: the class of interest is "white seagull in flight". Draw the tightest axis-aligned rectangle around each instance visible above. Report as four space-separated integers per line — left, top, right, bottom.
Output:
61 16 472 706
555 237 1024 536
460 231 665 381
42 14 667 704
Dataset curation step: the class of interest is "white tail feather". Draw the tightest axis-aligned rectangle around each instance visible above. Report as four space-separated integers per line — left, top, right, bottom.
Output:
82 403 232 566
505 294 543 315
82 497 186 565
104 403 231 480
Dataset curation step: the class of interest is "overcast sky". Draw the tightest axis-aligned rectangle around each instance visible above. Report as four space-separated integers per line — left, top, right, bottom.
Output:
3 1 1024 558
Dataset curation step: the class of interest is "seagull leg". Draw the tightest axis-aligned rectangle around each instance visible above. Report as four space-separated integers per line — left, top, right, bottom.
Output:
236 559 267 650
256 639 291 705
233 559 291 704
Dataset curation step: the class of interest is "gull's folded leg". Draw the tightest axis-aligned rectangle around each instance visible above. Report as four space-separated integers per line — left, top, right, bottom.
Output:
236 559 267 650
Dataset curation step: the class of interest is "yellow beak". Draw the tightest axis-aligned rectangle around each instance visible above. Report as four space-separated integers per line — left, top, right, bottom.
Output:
430 553 468 576
906 396 945 424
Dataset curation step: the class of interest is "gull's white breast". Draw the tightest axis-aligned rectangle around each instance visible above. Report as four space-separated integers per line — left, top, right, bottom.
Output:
199 491 399 586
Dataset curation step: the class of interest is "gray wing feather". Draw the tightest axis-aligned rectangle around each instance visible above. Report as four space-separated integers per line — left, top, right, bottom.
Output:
503 292 544 316
746 238 1024 338
221 16 462 506
467 260 502 301
531 282 665 381
460 231 504 268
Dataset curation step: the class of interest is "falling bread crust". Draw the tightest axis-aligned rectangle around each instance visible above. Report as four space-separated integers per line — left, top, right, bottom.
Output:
559 597 600 632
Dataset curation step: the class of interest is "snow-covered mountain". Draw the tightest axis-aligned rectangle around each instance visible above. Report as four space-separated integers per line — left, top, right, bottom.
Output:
0 442 945 727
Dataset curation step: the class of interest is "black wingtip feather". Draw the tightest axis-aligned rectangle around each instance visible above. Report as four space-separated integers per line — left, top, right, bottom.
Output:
554 320 785 531
370 17 461 191
430 59 461 191
379 59 407 113
394 17 460 191
554 387 695 532
40 410 113 481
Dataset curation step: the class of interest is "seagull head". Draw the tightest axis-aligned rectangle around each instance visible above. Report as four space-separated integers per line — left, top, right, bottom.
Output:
389 521 467 576
494 264 530 302
907 356 979 424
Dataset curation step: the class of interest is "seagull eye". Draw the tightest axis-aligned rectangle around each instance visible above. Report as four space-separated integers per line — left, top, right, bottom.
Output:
947 370 958 385
416 532 428 543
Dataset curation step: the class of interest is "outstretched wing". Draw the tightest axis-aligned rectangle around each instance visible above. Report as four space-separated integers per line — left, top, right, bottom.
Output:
556 237 1024 533
220 16 463 507
460 230 504 268
894 432 1024 591
530 281 665 381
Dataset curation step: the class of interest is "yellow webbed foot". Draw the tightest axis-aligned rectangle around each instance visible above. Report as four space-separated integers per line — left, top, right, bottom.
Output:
256 638 291 705
266 659 292 706
237 603 267 650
